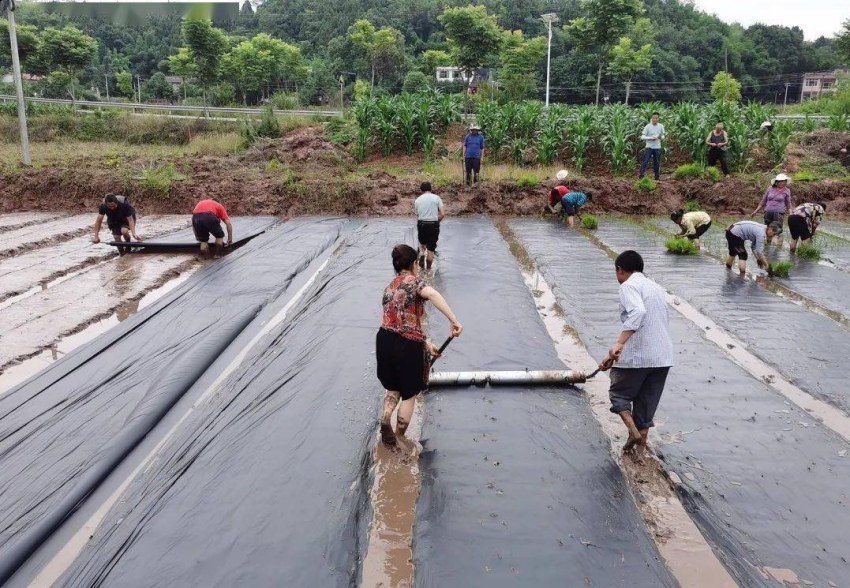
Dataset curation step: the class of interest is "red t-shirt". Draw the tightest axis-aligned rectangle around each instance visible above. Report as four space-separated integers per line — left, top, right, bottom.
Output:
193 199 230 221
381 272 426 342
548 185 571 206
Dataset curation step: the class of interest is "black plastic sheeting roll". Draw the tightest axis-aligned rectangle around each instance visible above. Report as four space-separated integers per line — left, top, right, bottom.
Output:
0 217 347 585
56 220 414 587
512 219 850 586
594 219 850 417
107 216 272 251
413 218 677 587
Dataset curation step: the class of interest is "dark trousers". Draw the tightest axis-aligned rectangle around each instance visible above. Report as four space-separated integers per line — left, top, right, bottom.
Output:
639 148 661 179
708 147 729 175
465 157 481 185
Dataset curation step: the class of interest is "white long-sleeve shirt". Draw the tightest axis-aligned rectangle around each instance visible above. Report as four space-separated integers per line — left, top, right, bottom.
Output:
617 272 673 368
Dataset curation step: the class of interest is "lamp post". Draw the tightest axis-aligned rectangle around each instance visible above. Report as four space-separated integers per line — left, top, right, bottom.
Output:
541 13 559 108
2 0 31 165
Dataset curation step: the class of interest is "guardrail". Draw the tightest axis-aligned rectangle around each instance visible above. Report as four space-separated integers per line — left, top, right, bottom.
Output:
0 95 343 118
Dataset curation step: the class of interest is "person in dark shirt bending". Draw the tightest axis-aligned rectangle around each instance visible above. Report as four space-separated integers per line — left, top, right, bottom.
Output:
92 194 141 254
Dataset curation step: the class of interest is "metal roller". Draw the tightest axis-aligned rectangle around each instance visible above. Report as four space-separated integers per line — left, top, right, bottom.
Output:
429 369 589 387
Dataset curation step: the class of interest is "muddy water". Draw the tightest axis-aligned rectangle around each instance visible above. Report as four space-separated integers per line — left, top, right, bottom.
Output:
507 237 737 587
0 215 190 302
0 213 61 232
0 215 92 257
0 273 193 396
511 219 850 586
0 254 200 369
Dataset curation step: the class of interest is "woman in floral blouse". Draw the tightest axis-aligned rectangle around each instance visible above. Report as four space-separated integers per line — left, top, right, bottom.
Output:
377 244 463 446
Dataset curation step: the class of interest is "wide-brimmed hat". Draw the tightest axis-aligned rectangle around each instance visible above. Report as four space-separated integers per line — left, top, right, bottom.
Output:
772 173 790 185
556 170 569 181
469 123 481 130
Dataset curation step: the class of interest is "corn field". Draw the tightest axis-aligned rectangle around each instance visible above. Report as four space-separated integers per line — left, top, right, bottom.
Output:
352 93 822 172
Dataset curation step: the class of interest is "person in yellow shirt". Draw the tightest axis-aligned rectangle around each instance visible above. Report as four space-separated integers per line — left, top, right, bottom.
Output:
670 209 712 249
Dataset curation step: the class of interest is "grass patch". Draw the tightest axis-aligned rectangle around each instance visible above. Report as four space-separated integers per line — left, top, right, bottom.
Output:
683 199 702 212
796 243 823 260
635 176 657 192
665 237 700 255
132 163 187 195
581 214 599 230
516 173 539 187
792 170 817 182
768 261 792 278
184 132 242 156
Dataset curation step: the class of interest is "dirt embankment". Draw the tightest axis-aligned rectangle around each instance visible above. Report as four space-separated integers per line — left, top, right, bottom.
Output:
2 126 850 218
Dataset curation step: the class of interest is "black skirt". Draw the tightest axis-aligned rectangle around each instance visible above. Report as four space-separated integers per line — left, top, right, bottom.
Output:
376 328 427 400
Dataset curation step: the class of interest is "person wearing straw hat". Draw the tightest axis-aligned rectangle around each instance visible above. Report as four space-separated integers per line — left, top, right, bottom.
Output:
544 169 573 214
463 123 485 186
751 173 792 245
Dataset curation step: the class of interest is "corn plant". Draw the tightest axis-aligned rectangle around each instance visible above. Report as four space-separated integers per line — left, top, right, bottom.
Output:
568 108 595 172
396 95 417 155
671 102 709 164
434 93 462 130
536 107 567 165
511 136 530 165
828 113 849 132
802 115 818 133
352 96 375 161
765 120 794 164
602 106 634 175
724 117 756 173
742 101 774 129
374 96 397 157
417 100 436 159
514 102 542 140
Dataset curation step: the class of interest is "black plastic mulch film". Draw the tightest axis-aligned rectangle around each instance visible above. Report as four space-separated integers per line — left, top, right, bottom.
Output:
0 218 346 585
413 219 676 587
511 218 850 587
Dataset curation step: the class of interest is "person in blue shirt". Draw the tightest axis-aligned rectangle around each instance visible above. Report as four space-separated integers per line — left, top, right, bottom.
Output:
463 124 485 186
560 191 592 228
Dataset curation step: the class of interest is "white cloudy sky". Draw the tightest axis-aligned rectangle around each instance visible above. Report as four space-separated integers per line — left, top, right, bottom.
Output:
693 0 847 40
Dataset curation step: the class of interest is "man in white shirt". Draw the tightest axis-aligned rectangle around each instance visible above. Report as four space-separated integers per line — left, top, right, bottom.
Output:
599 250 673 451
639 112 666 181
414 182 445 270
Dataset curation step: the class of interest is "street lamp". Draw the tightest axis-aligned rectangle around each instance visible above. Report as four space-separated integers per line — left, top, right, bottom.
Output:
541 13 559 108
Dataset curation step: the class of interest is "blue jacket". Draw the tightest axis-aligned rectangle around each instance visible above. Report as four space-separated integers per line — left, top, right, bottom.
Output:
562 191 588 207
464 133 485 158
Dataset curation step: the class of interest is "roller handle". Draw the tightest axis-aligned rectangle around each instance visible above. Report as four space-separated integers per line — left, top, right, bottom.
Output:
429 337 454 367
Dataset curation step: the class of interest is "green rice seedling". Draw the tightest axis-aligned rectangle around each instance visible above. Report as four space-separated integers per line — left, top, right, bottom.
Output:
796 243 823 260
792 170 817 181
516 173 539 187
768 261 792 278
581 214 599 230
704 166 722 182
635 177 656 192
683 199 701 212
665 237 699 255
673 163 705 179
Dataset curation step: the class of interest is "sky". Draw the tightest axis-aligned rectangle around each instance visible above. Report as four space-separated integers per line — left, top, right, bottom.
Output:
693 0 847 40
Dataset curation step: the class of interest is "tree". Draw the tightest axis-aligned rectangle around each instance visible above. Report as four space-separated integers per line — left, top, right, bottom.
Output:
181 17 227 109
607 19 654 105
166 47 196 100
567 0 645 105
402 70 432 93
250 33 308 93
115 70 134 98
142 71 175 101
222 39 275 104
499 30 547 100
348 19 405 89
37 26 97 100
438 6 503 92
711 71 742 102
422 49 451 75
0 20 40 65
837 20 850 65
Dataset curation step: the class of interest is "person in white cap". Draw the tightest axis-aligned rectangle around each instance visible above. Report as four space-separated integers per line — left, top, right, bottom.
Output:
544 170 592 228
463 124 485 186
751 173 792 245
545 170 572 214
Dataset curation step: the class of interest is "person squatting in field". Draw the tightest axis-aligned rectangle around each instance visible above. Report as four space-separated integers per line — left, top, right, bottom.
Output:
788 202 826 253
192 199 233 258
92 194 141 255
414 182 445 271
725 219 779 275
544 170 592 228
598 250 673 451
376 244 463 447
670 209 712 249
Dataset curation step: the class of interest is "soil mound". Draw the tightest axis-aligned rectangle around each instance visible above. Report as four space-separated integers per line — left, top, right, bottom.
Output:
241 127 353 170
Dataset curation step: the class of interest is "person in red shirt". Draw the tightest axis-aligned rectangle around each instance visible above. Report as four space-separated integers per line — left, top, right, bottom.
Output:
544 169 571 215
377 244 463 447
192 199 233 257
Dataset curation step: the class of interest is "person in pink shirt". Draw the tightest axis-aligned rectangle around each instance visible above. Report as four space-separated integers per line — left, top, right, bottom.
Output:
192 199 233 257
751 173 791 245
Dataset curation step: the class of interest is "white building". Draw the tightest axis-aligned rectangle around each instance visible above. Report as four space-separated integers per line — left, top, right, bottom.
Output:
435 67 492 87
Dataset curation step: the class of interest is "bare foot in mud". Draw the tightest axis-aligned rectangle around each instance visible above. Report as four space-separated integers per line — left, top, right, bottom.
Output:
623 432 643 452
380 422 397 446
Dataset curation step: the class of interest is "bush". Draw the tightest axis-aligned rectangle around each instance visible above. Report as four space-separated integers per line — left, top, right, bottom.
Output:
796 243 823 260
402 71 433 94
665 237 699 255
768 261 792 278
581 214 599 230
636 177 657 192
133 163 186 195
683 199 702 212
256 105 282 138
515 173 539 187
269 92 300 110
792 170 817 182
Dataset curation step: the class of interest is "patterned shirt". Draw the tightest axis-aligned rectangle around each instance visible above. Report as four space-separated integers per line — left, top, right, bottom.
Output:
617 272 673 369
381 272 426 342
790 203 824 233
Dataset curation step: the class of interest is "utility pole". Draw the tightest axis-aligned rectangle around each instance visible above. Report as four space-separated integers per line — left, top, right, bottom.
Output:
541 13 559 108
724 46 728 73
136 74 141 103
104 73 110 101
624 81 631 105
3 0 31 165
338 75 344 112
783 82 790 112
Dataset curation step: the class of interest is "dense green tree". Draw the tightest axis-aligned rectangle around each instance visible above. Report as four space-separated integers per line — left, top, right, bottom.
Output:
438 6 502 91
222 39 275 103
142 71 175 100
115 70 134 97
499 30 547 100
166 47 196 99
711 71 742 102
37 26 98 99
0 19 40 66
348 19 405 89
607 19 654 104
837 20 850 65
181 18 228 108
422 49 451 75
567 0 645 105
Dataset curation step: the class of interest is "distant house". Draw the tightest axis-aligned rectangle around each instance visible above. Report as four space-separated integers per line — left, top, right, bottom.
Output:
1 73 43 84
435 67 493 90
164 75 187 91
800 70 846 101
